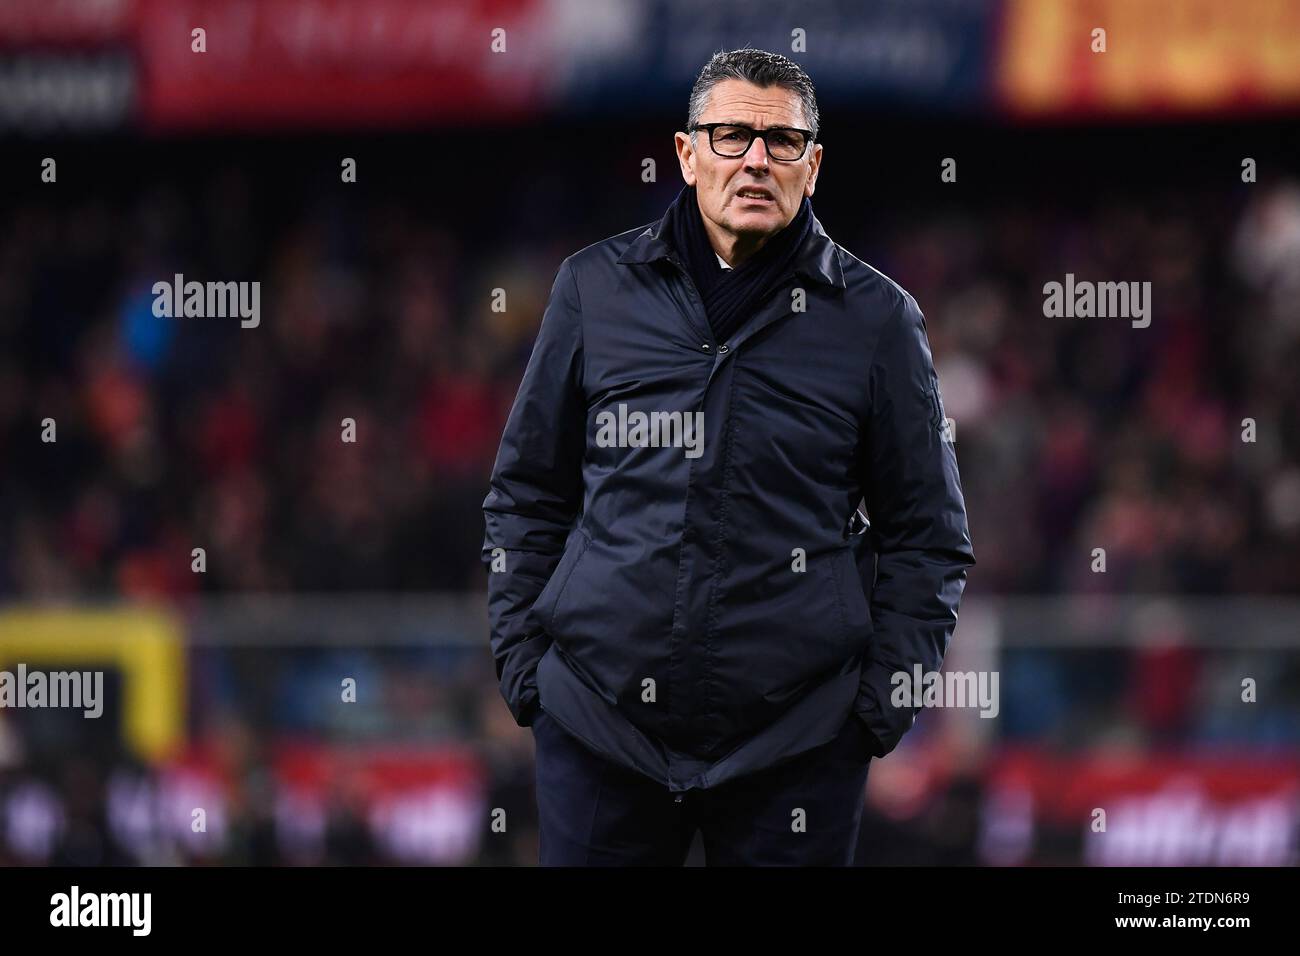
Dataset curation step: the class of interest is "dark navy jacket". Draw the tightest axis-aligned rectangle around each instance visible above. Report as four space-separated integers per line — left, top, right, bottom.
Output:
482 207 975 793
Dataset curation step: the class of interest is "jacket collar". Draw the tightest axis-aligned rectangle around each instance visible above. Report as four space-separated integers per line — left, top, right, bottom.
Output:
617 203 846 290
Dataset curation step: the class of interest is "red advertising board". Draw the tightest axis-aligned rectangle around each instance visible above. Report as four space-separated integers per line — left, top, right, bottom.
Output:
984 748 1300 865
132 0 552 130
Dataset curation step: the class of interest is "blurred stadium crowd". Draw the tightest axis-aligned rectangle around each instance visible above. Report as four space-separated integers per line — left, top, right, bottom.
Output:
2 124 1299 864
5 153 1299 598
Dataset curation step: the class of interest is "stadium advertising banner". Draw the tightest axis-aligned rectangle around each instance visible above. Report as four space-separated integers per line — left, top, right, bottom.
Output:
134 743 486 865
5 0 1300 131
984 749 1300 866
133 0 552 130
999 0 1300 116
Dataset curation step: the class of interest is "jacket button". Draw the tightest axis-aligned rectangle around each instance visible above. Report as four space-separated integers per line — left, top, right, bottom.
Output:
718 344 729 354
701 343 711 351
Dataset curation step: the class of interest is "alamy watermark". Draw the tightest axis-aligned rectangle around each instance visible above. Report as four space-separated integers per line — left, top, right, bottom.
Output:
890 664 999 718
1043 273 1151 328
152 273 260 328
0 663 103 718
595 403 704 459
50 886 150 936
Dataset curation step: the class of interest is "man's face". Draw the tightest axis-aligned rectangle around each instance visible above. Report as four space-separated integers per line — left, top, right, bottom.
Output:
674 78 823 242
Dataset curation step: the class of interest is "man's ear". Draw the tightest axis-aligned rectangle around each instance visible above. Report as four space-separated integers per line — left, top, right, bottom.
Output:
803 142 823 198
674 131 697 185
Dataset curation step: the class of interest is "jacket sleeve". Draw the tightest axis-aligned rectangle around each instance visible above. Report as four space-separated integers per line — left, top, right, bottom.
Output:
481 257 586 727
852 292 975 756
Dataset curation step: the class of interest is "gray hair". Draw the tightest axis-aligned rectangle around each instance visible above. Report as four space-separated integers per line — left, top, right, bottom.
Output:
686 49 820 142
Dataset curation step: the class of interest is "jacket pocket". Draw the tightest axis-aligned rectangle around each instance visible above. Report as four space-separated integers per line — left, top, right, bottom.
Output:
534 526 593 635
827 544 873 647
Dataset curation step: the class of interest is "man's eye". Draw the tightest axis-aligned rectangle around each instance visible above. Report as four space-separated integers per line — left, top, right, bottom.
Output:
718 130 745 141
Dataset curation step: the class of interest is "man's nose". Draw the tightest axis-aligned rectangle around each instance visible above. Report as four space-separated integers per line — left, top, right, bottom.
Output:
742 135 770 171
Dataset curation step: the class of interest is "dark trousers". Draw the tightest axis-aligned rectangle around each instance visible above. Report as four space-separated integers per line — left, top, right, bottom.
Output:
531 707 874 866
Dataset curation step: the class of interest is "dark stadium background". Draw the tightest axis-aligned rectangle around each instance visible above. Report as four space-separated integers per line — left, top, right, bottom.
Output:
1 0 1299 866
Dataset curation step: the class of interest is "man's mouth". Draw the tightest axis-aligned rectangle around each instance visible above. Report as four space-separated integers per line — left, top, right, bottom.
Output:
735 187 775 205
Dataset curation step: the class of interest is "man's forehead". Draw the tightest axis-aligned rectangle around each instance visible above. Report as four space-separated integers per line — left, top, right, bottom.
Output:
701 80 805 125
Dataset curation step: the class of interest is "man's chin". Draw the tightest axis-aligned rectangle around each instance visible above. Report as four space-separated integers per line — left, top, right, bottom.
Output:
725 213 785 237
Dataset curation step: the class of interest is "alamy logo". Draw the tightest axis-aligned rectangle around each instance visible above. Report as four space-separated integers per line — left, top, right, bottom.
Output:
890 664 999 718
0 664 102 718
50 886 151 936
152 272 261 328
1042 273 1151 328
595 403 704 459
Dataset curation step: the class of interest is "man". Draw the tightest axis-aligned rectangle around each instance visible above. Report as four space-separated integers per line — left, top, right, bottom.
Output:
482 49 975 866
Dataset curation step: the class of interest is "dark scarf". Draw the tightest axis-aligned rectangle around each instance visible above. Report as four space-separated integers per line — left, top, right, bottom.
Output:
663 183 813 346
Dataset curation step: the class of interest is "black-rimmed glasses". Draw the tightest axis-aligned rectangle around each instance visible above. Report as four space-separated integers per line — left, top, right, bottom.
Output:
690 123 815 162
